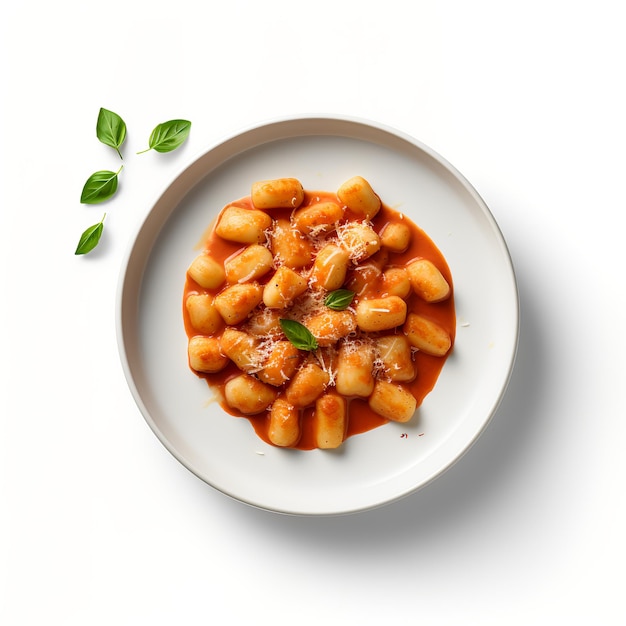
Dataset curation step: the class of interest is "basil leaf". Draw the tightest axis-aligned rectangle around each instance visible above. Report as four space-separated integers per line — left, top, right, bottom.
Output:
137 119 191 154
96 108 126 159
324 289 355 311
75 214 106 255
279 319 318 351
80 166 122 204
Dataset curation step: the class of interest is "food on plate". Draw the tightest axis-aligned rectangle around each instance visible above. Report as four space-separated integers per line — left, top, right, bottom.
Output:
183 176 455 450
251 178 305 210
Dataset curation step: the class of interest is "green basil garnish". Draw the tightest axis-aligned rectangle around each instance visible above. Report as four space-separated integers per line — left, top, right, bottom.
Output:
324 289 355 311
137 119 191 154
75 214 105 255
279 319 318 351
96 108 127 159
80 166 122 204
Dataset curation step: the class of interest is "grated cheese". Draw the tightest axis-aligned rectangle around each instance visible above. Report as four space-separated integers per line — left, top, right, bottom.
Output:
333 220 380 262
335 221 369 261
244 335 282 373
314 346 338 387
306 222 334 239
283 289 327 325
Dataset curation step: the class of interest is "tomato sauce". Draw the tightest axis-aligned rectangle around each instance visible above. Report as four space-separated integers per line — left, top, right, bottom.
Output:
183 190 455 450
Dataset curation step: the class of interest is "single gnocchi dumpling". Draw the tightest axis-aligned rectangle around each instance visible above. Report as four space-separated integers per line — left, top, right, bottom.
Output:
379 220 411 253
224 244 273 284
314 392 346 449
219 327 261 373
380 267 411 299
337 176 381 220
224 374 277 415
345 261 383 296
403 313 452 356
375 335 415 382
335 340 376 398
257 340 302 386
336 221 381 262
310 243 350 291
355 295 407 332
216 206 272 244
368 380 417 422
293 201 343 235
188 336 229 373
251 178 304 210
271 218 315 269
187 253 225 289
406 258 450 303
305 309 357 347
268 398 300 447
214 282 263 325
263 266 308 309
284 362 330 408
185 293 223 335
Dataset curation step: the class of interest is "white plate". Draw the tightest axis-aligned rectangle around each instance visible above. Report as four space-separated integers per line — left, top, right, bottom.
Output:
116 115 519 516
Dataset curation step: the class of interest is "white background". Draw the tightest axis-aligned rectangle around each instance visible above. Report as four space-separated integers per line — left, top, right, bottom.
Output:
2 1 625 624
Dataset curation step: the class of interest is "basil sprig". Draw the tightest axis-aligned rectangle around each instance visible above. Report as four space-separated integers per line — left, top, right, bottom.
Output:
96 108 126 159
324 289 355 311
137 119 192 154
280 319 318 351
75 214 106 255
80 166 122 204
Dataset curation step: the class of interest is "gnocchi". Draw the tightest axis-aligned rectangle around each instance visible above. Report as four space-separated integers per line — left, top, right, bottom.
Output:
224 374 277 415
284 362 330 407
224 244 273 284
183 176 455 450
252 178 305 210
215 205 272 244
257 340 302 386
262 266 308 309
368 380 417 422
355 295 407 332
336 340 375 398
336 221 381 262
219 327 260 373
187 253 225 289
268 398 300 447
214 282 263 325
380 221 411 253
185 293 223 335
293 201 343 234
305 309 356 347
337 176 381 220
403 313 452 357
375 335 415 382
271 218 315 269
310 243 350 291
406 258 451 303
188 336 229 373
314 392 347 449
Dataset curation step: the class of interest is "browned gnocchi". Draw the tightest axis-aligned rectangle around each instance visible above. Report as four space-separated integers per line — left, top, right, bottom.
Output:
184 176 455 450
